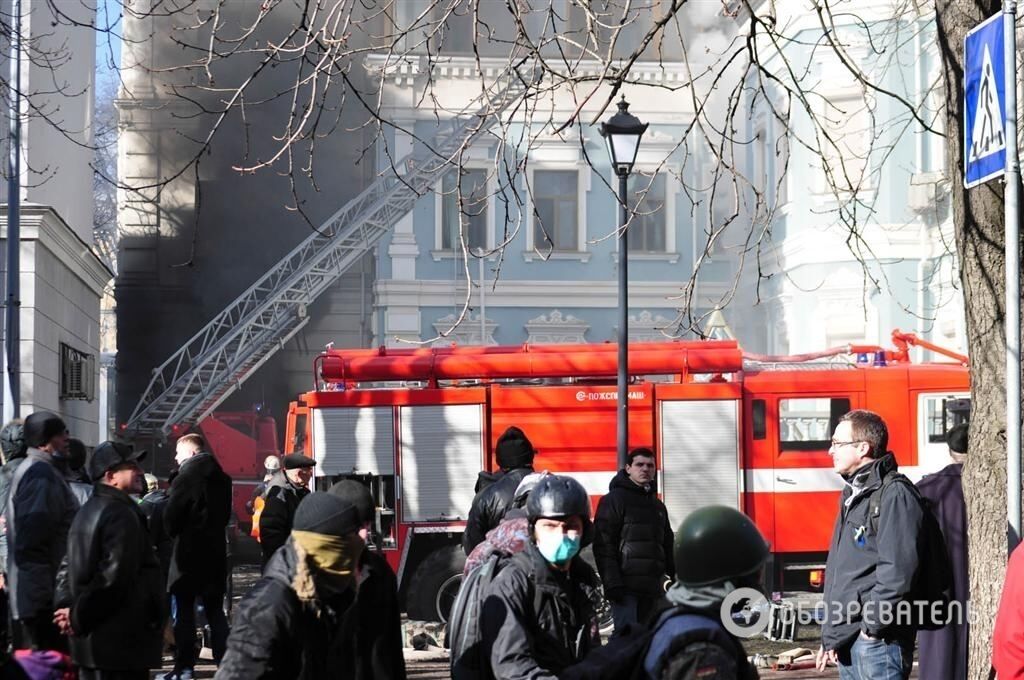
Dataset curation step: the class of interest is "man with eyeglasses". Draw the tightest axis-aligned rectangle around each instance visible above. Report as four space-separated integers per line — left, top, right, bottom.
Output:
815 409 921 680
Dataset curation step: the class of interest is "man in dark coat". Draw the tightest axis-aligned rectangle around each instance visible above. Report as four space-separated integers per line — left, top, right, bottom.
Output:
916 423 969 680
816 410 920 680
164 433 232 679
55 441 164 679
259 453 315 566
593 447 675 633
481 475 601 678
60 439 92 507
329 480 406 679
215 492 374 680
139 476 172 592
463 426 536 555
6 411 78 652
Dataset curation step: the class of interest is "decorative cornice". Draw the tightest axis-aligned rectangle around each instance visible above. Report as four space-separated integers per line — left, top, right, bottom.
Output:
364 54 690 89
432 313 498 346
525 310 589 344
0 206 112 295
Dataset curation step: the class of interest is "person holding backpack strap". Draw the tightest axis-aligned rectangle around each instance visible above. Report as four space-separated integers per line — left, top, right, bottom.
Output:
480 475 601 679
640 505 765 680
816 410 925 680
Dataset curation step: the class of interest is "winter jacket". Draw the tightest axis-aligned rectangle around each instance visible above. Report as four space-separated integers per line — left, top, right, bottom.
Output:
0 456 26 573
139 489 172 590
481 540 601 679
6 449 79 620
821 453 922 651
164 452 232 593
61 484 164 671
216 538 406 680
917 463 968 680
463 467 533 555
593 470 675 598
259 473 309 565
994 543 1024 678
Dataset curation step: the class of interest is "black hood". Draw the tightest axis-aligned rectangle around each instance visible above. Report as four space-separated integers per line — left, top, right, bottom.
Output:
608 469 656 495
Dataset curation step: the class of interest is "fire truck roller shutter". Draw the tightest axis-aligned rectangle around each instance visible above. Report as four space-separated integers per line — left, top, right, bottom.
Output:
311 407 396 475
399 404 484 522
659 400 741 529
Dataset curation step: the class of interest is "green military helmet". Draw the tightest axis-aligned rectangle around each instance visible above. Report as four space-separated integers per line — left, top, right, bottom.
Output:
673 505 770 587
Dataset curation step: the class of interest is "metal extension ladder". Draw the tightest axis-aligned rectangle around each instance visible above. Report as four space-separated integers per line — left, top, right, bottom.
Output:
124 66 536 437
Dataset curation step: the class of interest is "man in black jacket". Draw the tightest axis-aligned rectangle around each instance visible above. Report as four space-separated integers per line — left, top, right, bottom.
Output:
593 447 674 634
6 411 78 652
259 453 314 566
164 433 233 680
815 410 921 680
463 426 536 554
216 492 372 680
481 475 601 678
55 441 164 680
329 480 406 679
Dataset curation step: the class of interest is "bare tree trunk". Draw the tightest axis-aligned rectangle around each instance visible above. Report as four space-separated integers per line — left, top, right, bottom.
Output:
936 1 1020 677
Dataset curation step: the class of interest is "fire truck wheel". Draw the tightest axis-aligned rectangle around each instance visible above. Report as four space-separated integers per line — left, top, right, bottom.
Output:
407 545 466 622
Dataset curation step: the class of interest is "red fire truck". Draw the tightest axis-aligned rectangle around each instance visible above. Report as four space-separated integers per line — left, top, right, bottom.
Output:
284 331 969 622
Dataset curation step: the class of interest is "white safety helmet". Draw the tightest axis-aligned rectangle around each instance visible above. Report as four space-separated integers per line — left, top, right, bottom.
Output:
264 455 282 472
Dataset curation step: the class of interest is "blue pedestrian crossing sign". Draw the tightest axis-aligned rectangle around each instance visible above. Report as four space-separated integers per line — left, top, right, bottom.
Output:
964 12 1006 188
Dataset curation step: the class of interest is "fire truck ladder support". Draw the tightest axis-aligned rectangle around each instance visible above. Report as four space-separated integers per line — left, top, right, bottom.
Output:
124 67 537 438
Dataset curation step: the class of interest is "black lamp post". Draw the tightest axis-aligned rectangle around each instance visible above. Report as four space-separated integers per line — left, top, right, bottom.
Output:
600 96 648 470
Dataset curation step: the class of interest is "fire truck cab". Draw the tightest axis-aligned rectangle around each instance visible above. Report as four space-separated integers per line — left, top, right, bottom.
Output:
284 333 969 622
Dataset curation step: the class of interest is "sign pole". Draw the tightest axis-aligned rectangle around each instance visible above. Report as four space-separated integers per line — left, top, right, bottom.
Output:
1005 0 1022 541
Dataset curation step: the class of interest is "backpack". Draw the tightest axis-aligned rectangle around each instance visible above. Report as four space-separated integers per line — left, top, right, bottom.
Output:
447 551 508 680
867 473 954 631
560 609 753 680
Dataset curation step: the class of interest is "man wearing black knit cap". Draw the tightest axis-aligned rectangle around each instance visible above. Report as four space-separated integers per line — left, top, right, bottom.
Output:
217 492 381 680
258 452 315 566
463 426 536 555
328 480 406 679
6 411 78 651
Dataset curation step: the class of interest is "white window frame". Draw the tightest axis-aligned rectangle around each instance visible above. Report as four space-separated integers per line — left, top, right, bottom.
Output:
524 162 591 261
433 165 495 259
613 166 678 262
814 90 875 196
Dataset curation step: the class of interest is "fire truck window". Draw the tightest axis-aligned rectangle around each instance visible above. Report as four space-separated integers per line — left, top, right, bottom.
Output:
752 400 766 440
926 396 971 443
292 413 307 453
779 397 851 451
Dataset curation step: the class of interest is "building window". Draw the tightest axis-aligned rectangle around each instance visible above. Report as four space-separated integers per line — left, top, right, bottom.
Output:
628 173 667 252
819 95 872 193
440 169 488 251
60 343 95 401
533 170 579 251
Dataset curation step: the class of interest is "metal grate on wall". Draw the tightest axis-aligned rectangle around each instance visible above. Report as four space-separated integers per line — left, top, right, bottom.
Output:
312 407 395 476
399 404 483 522
659 400 740 529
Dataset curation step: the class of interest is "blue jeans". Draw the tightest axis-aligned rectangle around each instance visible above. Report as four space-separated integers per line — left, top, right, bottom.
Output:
837 634 914 680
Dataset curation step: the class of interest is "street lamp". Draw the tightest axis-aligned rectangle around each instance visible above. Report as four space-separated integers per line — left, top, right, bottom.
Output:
600 95 648 469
